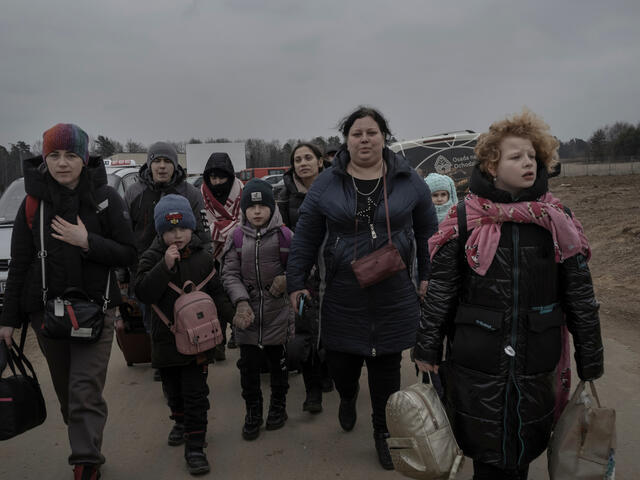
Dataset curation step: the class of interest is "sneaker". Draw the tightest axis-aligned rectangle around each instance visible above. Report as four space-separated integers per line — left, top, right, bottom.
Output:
73 464 101 480
185 448 210 475
374 432 394 470
214 344 226 361
168 422 185 446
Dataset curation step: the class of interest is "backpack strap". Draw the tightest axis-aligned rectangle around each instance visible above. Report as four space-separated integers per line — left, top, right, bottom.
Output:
232 226 291 268
151 304 173 329
277 225 292 267
195 267 217 291
232 227 244 261
25 195 39 230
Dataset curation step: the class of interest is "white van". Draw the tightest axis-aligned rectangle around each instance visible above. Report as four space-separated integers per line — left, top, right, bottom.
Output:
390 130 479 195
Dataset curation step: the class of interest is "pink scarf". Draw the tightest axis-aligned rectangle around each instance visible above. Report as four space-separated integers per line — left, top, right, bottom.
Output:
201 178 243 260
428 193 591 276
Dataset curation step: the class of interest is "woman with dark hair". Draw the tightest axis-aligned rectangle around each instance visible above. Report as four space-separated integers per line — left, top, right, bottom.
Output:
414 109 604 480
0 123 137 480
276 142 330 414
286 106 438 469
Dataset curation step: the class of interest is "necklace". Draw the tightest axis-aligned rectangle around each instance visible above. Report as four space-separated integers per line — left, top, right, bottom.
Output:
351 162 384 196
352 175 381 196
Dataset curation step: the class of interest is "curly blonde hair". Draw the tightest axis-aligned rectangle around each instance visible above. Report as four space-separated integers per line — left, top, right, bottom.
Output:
475 108 559 174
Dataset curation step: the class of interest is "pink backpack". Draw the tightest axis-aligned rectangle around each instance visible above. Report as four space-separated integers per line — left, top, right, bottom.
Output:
152 269 223 355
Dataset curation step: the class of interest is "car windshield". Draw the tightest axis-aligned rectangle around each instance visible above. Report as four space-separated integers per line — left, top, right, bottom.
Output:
0 178 26 224
264 175 282 185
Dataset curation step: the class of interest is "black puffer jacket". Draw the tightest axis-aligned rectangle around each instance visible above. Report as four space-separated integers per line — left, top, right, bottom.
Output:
276 168 305 230
0 156 137 328
286 147 438 357
124 163 206 256
414 165 604 469
135 234 233 367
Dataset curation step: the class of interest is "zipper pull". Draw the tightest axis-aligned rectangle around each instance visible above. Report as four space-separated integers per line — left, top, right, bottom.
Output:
372 347 377 357
369 223 377 239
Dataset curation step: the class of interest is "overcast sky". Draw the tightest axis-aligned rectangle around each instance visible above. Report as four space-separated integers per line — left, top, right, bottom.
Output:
1 0 639 149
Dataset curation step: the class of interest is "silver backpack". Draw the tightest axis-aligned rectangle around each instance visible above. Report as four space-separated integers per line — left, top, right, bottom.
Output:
386 374 464 479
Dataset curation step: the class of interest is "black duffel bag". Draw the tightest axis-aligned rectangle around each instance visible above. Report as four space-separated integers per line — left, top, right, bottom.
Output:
0 338 47 441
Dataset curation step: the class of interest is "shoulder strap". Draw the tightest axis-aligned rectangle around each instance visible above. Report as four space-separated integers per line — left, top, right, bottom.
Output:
232 227 244 260
277 226 292 267
195 267 217 291
38 201 47 305
151 304 173 329
26 195 39 230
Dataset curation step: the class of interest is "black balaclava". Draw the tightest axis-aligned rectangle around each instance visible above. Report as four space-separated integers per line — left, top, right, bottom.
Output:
205 168 234 203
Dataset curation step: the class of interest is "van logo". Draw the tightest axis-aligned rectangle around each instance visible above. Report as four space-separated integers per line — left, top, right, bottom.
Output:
435 155 452 174
251 192 263 202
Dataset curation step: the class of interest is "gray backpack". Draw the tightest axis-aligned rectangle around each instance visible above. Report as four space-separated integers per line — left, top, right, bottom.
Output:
386 374 464 479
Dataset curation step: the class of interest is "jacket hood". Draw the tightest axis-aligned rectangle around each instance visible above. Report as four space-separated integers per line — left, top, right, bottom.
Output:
469 162 548 203
23 155 107 199
203 152 235 179
138 162 187 191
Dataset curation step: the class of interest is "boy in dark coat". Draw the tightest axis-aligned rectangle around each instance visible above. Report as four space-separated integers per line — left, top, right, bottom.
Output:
136 194 232 476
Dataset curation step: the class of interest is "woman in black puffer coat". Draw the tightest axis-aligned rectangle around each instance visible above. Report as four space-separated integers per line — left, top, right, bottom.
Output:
0 123 137 480
276 143 331 414
414 110 604 480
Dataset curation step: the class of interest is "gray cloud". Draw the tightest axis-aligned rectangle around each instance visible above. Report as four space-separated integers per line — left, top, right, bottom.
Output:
1 0 639 149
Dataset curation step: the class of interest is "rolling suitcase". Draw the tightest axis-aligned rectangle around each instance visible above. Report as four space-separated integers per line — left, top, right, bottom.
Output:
115 301 151 366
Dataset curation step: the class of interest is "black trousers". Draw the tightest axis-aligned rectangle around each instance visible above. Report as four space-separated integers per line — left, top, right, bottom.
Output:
238 345 288 405
160 362 210 448
325 350 402 433
473 461 529 480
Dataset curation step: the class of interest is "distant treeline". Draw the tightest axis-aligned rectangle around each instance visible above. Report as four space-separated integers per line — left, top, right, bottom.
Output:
2 121 639 192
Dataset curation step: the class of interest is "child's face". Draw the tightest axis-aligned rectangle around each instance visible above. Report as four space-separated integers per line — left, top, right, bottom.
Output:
246 204 271 228
431 190 450 206
162 227 193 250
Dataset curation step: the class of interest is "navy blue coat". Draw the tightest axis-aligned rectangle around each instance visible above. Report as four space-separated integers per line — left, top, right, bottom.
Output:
286 147 438 357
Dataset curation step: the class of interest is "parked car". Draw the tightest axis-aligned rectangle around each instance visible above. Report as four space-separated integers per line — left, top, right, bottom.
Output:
0 163 139 312
186 175 204 188
262 173 284 192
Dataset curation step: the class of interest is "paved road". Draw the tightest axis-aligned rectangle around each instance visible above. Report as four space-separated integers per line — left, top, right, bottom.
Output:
1 324 635 479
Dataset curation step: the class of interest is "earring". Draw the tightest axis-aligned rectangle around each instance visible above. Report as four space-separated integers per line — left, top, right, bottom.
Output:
493 176 497 182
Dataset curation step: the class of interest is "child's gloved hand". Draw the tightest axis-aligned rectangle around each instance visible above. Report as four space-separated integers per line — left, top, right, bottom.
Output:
233 301 254 329
269 275 287 297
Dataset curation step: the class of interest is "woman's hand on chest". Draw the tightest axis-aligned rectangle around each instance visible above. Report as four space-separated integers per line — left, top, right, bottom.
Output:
50 215 89 251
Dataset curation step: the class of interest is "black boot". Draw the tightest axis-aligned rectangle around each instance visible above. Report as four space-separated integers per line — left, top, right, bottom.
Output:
303 387 323 414
265 395 288 430
227 329 237 349
185 448 210 476
242 401 263 440
168 421 185 446
374 432 394 470
338 385 359 432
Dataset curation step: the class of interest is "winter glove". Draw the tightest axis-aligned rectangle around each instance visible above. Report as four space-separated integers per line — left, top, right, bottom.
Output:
233 301 254 330
269 275 287 297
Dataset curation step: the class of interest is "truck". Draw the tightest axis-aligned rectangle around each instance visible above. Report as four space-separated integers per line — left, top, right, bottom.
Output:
185 142 247 176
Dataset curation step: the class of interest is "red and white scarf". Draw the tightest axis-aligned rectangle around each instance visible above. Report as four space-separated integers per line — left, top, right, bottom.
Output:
429 193 591 276
201 178 243 260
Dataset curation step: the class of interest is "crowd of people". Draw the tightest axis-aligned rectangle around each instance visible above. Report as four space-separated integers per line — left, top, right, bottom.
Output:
0 106 604 480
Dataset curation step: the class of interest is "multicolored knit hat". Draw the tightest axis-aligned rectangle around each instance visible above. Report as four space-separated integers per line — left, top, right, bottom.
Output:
42 123 90 165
